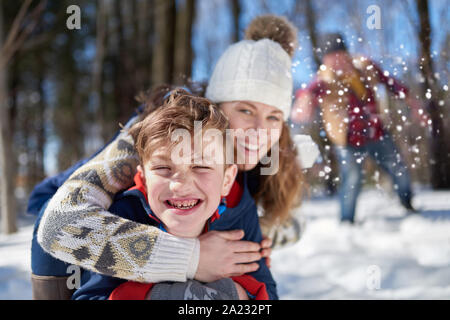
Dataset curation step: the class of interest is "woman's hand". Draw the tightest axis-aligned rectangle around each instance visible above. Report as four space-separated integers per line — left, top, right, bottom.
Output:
260 236 273 268
195 230 262 283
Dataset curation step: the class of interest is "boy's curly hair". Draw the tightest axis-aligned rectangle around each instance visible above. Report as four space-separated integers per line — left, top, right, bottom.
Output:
129 87 228 164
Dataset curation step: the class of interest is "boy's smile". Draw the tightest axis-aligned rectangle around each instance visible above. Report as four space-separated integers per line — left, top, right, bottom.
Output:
164 198 203 214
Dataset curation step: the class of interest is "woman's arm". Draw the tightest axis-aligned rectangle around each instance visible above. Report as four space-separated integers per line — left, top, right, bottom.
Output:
37 130 200 283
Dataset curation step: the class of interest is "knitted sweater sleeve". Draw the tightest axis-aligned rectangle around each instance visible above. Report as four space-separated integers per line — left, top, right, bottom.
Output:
37 130 200 283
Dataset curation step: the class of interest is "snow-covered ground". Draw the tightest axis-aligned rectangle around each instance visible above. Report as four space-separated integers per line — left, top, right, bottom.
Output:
272 188 450 299
0 215 35 300
1 188 449 300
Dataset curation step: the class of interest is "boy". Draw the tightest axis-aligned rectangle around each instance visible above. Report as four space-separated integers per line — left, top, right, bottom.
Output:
72 89 276 300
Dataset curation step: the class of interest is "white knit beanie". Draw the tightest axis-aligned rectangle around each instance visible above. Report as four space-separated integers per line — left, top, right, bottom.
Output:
206 16 297 121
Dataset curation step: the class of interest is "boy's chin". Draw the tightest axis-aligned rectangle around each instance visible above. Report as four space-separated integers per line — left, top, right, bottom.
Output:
165 223 202 238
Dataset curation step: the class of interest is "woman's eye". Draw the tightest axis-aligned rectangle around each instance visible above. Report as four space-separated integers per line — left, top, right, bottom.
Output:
239 109 252 115
267 115 281 122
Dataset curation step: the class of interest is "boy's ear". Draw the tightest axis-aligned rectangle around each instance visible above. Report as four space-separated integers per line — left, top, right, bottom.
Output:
137 165 146 187
221 164 238 197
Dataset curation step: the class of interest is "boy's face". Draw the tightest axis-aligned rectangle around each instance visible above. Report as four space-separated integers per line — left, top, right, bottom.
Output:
138 137 237 238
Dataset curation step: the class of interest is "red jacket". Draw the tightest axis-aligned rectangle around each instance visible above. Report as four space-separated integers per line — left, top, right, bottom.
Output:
297 60 409 147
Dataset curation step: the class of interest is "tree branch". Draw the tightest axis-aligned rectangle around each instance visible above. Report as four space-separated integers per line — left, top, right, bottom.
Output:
0 0 47 69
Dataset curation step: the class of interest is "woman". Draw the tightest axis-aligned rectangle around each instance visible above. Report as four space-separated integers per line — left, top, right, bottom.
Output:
32 15 311 298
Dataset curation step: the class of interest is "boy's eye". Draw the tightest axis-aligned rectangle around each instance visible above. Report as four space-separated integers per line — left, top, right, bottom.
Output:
153 166 171 171
193 166 212 170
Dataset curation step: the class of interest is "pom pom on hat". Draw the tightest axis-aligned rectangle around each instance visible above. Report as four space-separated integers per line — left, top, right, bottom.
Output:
244 15 298 58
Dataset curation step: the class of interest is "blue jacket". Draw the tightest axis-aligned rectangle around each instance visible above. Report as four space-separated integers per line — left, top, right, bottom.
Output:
72 172 278 300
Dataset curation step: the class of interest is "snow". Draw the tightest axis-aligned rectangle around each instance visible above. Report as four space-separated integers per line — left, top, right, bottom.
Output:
271 188 450 299
0 217 34 300
1 189 450 300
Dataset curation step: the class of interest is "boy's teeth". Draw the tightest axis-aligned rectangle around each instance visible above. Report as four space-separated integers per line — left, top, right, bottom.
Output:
168 199 199 209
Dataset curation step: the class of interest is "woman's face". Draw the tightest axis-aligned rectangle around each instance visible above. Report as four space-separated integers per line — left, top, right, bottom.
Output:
220 101 283 171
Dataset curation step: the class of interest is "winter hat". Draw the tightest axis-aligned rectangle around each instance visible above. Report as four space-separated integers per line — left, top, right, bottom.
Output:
206 15 298 121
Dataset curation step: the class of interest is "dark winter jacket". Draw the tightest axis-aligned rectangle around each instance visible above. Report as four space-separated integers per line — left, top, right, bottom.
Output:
72 172 278 300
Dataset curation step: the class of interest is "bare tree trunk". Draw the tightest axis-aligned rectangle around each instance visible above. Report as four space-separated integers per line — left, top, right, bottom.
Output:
0 2 17 234
136 0 152 90
304 0 320 68
32 57 46 187
111 0 139 125
152 0 176 85
174 0 196 85
93 0 107 143
298 0 338 195
415 0 450 188
231 0 241 43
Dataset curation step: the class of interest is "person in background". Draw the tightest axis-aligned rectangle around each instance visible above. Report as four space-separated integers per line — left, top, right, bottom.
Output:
291 33 427 224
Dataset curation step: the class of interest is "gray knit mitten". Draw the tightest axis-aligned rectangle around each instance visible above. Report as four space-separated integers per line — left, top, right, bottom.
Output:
149 278 239 300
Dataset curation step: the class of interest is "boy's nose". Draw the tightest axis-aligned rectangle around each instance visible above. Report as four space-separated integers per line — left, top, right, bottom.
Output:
169 172 193 193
